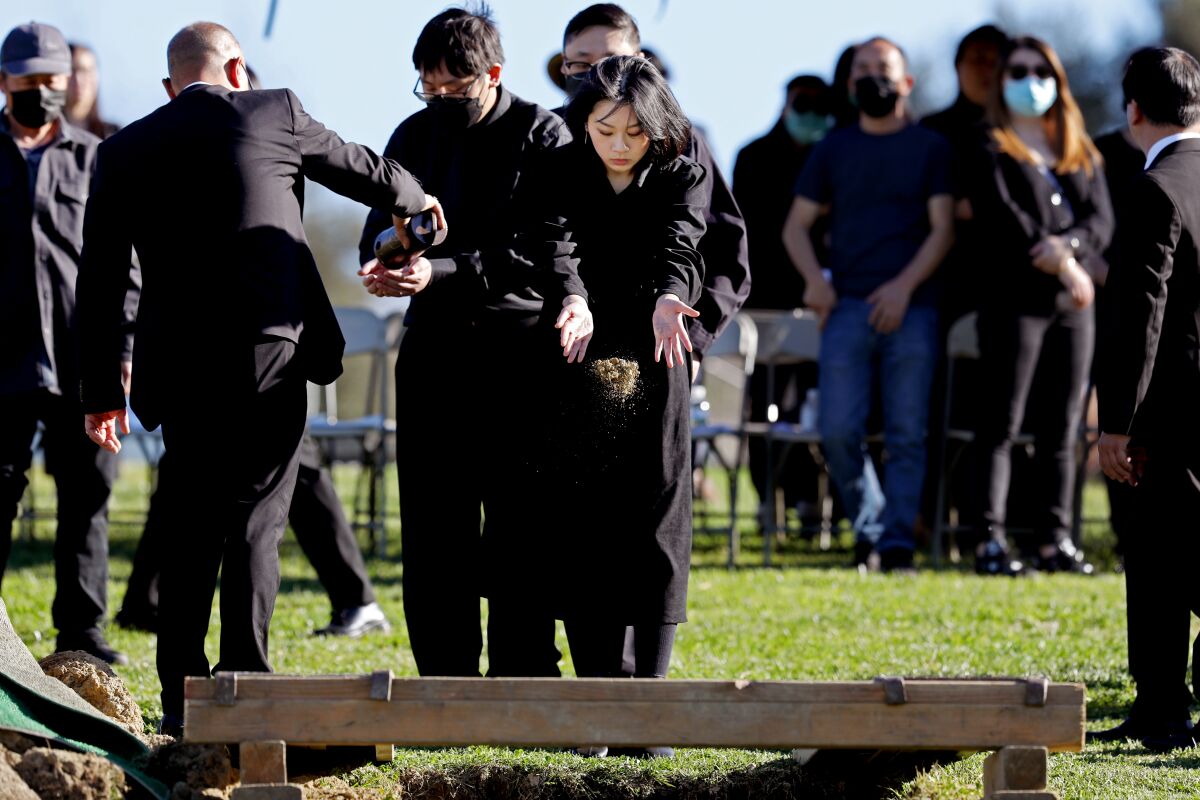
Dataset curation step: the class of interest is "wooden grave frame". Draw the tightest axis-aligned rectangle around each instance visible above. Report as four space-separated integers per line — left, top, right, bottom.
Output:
185 672 1085 800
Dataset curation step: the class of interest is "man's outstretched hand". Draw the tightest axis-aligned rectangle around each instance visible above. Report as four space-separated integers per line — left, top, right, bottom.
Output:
85 410 129 454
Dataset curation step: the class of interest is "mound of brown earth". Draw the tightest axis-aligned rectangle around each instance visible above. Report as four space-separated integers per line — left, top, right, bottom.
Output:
0 752 39 800
144 741 237 798
38 651 143 733
13 746 125 800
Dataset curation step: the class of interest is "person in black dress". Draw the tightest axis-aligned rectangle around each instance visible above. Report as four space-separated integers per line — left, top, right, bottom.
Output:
968 36 1113 575
532 56 703 726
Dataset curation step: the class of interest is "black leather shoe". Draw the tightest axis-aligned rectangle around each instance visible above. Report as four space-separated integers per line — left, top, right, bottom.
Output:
853 539 874 570
1089 718 1192 743
975 541 1023 577
1143 729 1200 752
608 746 676 759
569 746 608 757
313 602 391 638
56 628 129 666
879 549 916 575
1031 540 1095 575
157 714 184 738
114 605 158 634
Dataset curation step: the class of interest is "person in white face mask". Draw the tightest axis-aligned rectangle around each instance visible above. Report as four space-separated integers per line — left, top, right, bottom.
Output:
966 35 1113 577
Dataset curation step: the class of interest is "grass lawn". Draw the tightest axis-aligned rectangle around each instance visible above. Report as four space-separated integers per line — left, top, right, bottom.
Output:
6 461 1200 798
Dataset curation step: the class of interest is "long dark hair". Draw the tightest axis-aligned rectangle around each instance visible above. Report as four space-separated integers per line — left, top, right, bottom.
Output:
565 55 690 163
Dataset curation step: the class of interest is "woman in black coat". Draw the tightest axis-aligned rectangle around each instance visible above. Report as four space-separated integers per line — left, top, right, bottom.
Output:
969 36 1113 575
530 55 706 689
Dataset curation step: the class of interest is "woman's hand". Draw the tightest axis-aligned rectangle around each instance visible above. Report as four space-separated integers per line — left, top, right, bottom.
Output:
556 295 593 363
1060 259 1095 309
652 294 700 369
1030 235 1073 274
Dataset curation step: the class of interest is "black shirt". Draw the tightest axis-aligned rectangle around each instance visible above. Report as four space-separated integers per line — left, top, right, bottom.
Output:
0 114 136 397
359 86 571 329
795 123 952 306
732 119 818 309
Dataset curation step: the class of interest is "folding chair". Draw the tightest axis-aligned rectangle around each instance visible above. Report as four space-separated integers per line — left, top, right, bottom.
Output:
691 312 758 567
742 309 829 566
307 307 402 556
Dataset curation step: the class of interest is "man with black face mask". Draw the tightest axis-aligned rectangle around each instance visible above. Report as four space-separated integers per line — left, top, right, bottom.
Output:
0 22 134 665
357 6 570 678
784 37 954 573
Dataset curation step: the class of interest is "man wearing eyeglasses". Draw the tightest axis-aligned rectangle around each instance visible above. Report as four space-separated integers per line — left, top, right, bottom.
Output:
357 6 570 679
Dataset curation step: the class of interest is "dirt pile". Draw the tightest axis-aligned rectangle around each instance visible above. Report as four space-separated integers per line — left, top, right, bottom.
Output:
38 651 143 734
0 753 39 800
13 746 125 800
143 741 237 798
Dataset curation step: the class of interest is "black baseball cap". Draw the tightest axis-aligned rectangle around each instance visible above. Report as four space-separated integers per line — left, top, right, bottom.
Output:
1 22 72 76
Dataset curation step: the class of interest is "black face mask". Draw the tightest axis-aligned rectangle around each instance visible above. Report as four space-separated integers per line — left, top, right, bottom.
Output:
564 73 588 99
426 95 483 128
10 86 67 128
853 76 900 119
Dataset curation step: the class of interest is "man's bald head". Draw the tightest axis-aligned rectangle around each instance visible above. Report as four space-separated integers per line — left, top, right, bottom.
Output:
165 22 247 94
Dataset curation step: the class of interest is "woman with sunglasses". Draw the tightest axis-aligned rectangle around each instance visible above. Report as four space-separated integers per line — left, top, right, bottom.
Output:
526 56 703 720
969 36 1113 575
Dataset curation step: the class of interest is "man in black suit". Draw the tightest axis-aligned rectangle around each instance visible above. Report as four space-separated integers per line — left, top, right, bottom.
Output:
1096 46 1200 750
75 22 435 735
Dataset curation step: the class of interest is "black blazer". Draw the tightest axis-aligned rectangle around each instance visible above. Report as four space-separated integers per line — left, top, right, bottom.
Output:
76 85 426 428
1103 138 1200 458
970 144 1114 314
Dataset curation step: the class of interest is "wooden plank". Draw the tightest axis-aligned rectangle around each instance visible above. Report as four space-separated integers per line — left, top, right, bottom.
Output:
186 698 1084 751
185 676 1084 708
984 747 1048 793
985 793 1057 800
231 785 303 800
239 741 287 785
375 744 394 762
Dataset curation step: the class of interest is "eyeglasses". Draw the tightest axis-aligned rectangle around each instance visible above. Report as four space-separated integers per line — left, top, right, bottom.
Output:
562 59 596 77
1007 64 1054 81
412 74 484 103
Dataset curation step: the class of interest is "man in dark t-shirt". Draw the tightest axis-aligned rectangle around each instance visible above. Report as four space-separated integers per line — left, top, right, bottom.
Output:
784 37 954 572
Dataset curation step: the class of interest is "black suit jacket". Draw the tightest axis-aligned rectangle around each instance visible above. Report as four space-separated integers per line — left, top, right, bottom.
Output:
1104 138 1200 459
76 85 426 428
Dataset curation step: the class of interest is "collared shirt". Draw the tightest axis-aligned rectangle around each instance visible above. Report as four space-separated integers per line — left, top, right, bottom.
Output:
0 112 136 396
1145 131 1200 169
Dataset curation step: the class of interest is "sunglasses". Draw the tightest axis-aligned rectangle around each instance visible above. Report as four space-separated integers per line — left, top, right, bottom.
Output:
1007 64 1054 81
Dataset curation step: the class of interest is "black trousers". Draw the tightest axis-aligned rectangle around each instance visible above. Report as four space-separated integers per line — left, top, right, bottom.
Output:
156 339 307 718
0 389 117 635
974 307 1094 547
121 437 374 617
397 322 558 678
1122 455 1200 725
565 619 676 678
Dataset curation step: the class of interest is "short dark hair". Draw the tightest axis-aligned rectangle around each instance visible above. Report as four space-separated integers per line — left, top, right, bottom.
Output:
954 24 1008 65
412 4 504 78
565 55 690 163
563 3 640 50
1123 46 1200 128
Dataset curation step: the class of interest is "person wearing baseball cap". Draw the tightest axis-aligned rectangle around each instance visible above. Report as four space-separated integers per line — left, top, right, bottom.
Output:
0 21 132 666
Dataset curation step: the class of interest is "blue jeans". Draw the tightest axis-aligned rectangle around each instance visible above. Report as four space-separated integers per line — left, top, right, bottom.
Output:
818 298 938 555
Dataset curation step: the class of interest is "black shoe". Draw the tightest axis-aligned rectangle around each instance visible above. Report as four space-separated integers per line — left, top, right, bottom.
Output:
1031 540 1095 575
569 746 608 757
313 602 391 638
1143 729 1200 752
975 541 1023 577
1089 718 1192 743
157 713 184 738
853 539 874 570
608 746 675 759
879 549 916 575
114 605 158 634
56 628 129 666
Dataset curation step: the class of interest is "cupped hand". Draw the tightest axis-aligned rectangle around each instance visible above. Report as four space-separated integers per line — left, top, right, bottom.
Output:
866 277 913 334
85 409 129 455
556 295 594 363
652 294 700 369
360 257 433 297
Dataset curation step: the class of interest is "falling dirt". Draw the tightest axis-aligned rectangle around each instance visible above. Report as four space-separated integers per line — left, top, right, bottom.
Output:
588 357 640 403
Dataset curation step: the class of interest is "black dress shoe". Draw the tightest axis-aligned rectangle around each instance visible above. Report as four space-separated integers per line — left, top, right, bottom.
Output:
157 714 184 738
879 549 916 575
569 746 608 757
56 628 129 666
1088 718 1192 743
1031 540 1095 575
975 541 1023 577
1143 729 1200 752
313 602 391 638
114 605 159 633
608 746 675 759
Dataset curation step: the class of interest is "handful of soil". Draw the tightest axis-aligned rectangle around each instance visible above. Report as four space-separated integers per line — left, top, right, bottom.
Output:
589 357 640 402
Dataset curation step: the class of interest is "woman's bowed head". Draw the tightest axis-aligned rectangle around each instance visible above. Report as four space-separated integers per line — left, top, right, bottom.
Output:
554 55 700 369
